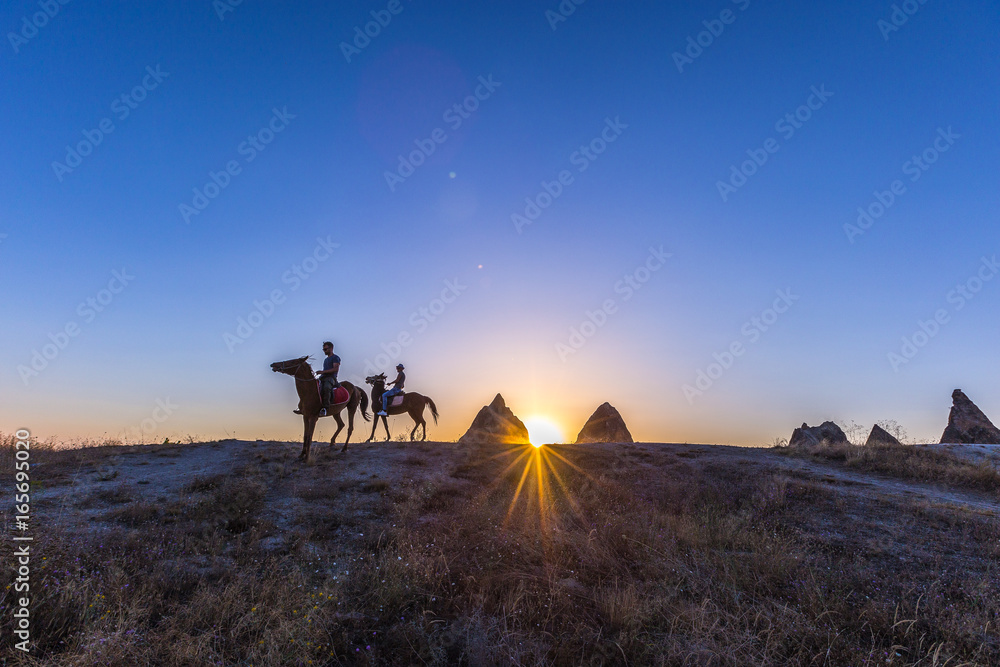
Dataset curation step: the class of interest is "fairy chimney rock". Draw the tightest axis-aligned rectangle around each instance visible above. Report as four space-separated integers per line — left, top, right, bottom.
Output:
458 393 531 445
575 402 634 444
940 389 1000 444
789 421 850 448
865 424 901 447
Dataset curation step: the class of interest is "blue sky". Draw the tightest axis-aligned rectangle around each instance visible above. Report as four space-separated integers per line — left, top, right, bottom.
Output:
2 0 998 445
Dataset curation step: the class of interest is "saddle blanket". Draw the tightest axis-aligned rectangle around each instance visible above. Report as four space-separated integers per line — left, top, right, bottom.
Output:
389 394 405 407
316 381 350 405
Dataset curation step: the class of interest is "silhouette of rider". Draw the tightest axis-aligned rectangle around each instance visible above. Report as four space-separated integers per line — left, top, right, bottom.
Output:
317 341 341 417
377 363 405 416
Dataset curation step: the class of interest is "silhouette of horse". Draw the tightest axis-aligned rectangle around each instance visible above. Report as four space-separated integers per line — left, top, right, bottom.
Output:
270 356 370 461
365 373 439 442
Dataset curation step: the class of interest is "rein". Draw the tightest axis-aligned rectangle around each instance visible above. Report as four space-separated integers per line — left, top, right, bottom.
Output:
275 360 319 385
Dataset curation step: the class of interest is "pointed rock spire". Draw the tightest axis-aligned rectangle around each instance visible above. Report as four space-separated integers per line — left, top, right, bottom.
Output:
865 424 901 447
575 402 634 444
940 389 1000 444
458 394 530 445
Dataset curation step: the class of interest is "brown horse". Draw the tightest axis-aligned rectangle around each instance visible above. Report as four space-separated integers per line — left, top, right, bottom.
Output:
365 373 439 442
270 356 370 461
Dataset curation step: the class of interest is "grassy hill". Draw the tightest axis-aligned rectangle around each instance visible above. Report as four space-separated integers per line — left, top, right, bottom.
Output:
2 437 998 665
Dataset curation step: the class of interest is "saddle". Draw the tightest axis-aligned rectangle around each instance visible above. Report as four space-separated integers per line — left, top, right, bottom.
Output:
388 392 405 407
316 381 350 406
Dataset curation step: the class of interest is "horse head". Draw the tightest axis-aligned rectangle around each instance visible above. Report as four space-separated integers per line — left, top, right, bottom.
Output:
365 373 387 386
270 356 312 377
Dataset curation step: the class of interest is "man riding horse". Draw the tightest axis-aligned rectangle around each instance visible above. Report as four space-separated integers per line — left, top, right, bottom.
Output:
364 365 438 441
317 341 341 417
377 363 405 416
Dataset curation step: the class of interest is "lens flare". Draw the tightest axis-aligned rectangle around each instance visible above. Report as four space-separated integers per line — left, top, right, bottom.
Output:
523 416 564 447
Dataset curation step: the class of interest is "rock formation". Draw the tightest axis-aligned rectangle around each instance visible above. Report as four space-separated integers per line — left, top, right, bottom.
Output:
864 424 901 447
789 421 849 448
458 394 530 445
575 402 634 444
940 389 1000 444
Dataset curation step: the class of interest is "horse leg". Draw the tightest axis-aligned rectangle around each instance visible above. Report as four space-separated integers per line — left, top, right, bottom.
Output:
408 406 420 441
342 406 354 453
300 415 316 461
330 413 345 451
366 414 379 442
382 415 391 441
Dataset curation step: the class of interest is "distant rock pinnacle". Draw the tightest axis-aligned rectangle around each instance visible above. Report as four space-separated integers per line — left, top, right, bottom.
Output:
575 402 633 444
458 394 531 445
940 389 1000 444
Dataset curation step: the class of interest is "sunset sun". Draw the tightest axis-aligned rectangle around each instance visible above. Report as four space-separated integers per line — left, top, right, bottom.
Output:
522 416 564 447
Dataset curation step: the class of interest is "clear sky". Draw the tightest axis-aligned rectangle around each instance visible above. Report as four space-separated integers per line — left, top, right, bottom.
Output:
2 0 998 446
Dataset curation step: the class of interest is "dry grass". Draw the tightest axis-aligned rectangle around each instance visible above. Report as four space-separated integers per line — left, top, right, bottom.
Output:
781 440 1000 492
1 436 998 665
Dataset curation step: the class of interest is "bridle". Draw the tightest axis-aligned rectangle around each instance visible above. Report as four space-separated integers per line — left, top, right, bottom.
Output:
276 359 318 385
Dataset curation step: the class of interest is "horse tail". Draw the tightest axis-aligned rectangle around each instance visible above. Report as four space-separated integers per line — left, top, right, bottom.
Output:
359 387 371 421
426 397 439 425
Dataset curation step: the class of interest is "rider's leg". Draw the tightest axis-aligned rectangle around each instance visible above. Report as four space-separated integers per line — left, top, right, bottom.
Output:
320 379 333 408
380 388 399 414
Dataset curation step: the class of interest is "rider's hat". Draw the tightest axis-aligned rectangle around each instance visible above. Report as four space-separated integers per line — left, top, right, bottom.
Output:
396 363 404 369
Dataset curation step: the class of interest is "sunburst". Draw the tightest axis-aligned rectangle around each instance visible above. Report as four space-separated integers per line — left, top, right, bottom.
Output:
501 444 594 534
522 416 564 447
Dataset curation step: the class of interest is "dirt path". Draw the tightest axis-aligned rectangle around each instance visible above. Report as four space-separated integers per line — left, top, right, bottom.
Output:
663 443 1000 515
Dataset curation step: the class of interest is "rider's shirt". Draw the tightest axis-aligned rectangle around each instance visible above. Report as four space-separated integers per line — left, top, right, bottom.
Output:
393 371 405 390
322 354 341 381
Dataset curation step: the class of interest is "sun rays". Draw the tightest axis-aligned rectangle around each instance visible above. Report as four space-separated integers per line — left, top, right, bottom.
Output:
455 437 605 552
501 444 594 535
